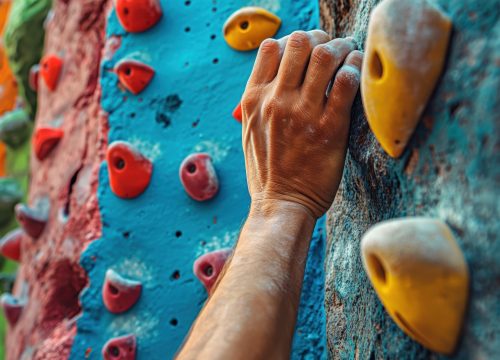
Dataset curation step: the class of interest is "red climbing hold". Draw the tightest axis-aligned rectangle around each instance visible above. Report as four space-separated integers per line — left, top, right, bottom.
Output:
193 248 232 294
115 59 155 95
29 64 40 92
33 127 64 161
40 54 63 91
102 334 137 360
0 294 24 326
232 103 242 122
115 0 162 33
107 141 153 199
15 203 48 239
102 269 142 314
179 153 219 201
0 228 23 261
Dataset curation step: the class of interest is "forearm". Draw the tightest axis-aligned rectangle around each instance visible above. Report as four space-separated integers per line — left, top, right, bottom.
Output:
177 200 316 360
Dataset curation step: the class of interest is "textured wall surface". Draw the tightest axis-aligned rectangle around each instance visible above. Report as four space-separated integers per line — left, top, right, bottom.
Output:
5 0 109 358
321 0 499 358
70 1 327 359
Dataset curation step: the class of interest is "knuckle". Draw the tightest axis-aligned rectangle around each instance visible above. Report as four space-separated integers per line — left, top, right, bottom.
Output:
262 97 285 118
288 31 310 49
259 38 280 55
241 89 260 110
311 45 334 65
334 66 360 92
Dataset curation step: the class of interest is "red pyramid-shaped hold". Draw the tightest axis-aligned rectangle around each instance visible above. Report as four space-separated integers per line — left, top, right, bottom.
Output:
102 334 137 360
232 102 242 122
15 203 48 239
40 54 63 91
0 228 23 261
102 269 142 314
115 59 155 95
115 0 162 33
193 248 232 294
33 127 64 161
179 153 219 202
107 141 153 198
0 294 24 327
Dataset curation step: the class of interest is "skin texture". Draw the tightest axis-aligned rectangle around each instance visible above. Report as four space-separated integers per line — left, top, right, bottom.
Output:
177 30 363 359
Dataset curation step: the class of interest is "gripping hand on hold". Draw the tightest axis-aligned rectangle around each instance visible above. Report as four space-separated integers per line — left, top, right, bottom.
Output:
241 30 363 218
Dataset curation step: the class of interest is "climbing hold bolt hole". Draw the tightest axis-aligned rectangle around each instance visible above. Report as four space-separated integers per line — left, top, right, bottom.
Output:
170 318 178 326
175 230 182 238
203 264 214 277
370 50 383 80
185 27 191 32
123 231 130 238
210 34 216 40
187 163 197 174
240 21 250 30
185 0 191 5
108 283 119 295
123 7 129 15
114 157 126 170
171 270 180 280
367 253 386 285
109 345 120 357
212 58 219 64
124 67 132 76
395 139 401 145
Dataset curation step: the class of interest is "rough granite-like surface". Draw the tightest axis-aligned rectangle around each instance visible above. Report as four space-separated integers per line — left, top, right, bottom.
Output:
5 0 109 358
321 0 499 358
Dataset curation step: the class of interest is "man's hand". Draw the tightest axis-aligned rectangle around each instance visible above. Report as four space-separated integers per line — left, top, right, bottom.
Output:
177 31 363 360
241 30 363 218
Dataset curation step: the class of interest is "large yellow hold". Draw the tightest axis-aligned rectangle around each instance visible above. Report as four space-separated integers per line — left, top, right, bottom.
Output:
361 217 469 355
223 7 281 51
361 0 452 158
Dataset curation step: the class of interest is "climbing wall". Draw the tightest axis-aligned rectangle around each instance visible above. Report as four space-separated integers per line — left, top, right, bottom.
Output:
70 1 327 359
320 0 500 358
2 0 110 358
1 0 331 358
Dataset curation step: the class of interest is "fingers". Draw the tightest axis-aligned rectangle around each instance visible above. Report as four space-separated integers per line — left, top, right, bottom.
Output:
325 50 364 135
275 30 330 88
301 38 357 103
247 38 283 85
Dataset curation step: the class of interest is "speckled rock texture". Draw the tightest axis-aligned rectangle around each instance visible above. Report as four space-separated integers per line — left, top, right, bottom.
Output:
5 0 110 358
321 0 499 358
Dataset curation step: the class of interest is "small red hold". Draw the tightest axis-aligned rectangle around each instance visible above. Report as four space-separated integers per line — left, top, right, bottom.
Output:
15 203 48 238
232 103 242 122
106 141 153 199
115 59 155 95
193 248 232 294
179 153 219 201
40 54 63 91
29 64 40 92
0 294 24 326
33 127 64 161
115 0 162 33
102 334 136 360
102 269 142 314
0 228 23 261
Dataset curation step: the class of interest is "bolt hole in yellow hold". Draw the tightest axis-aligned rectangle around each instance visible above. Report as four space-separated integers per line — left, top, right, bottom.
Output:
223 7 281 51
367 253 386 285
369 50 384 80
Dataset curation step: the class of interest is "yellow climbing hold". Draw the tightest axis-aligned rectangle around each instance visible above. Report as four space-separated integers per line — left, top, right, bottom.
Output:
223 7 281 51
361 217 469 355
361 0 452 158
